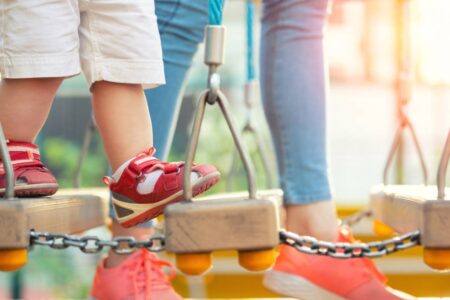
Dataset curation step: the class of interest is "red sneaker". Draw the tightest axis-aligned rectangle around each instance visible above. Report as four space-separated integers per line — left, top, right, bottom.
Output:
0 141 58 197
90 249 182 300
263 227 415 300
105 148 220 227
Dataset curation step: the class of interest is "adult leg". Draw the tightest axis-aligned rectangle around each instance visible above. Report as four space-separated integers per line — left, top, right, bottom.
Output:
260 0 337 241
261 1 411 299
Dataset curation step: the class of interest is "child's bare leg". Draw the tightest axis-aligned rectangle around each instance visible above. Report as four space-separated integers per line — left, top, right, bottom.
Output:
0 78 62 196
0 78 62 142
91 81 154 265
91 81 153 171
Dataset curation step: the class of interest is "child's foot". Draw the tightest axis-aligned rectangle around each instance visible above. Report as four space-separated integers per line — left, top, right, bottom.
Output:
0 140 58 197
105 147 220 227
90 248 182 300
263 227 416 300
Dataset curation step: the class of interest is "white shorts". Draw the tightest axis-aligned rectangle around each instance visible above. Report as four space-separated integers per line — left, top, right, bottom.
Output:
0 0 165 89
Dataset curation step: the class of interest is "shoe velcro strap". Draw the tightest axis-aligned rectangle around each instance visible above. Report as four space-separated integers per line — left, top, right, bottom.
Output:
0 143 42 175
7 145 40 156
7 150 40 162
161 161 184 173
0 159 45 175
128 156 160 175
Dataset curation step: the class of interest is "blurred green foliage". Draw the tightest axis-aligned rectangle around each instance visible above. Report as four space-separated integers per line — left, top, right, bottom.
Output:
40 135 109 188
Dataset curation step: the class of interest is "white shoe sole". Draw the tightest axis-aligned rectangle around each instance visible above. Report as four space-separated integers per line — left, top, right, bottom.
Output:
263 270 345 300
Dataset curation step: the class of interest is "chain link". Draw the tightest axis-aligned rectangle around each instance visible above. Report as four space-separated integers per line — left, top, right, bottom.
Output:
341 209 372 227
279 230 420 259
29 230 165 254
30 228 420 259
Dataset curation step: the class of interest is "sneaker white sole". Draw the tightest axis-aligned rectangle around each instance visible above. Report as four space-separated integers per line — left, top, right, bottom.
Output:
263 270 345 300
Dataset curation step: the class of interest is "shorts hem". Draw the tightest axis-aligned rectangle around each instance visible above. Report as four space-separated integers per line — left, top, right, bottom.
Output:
0 53 80 78
83 59 165 90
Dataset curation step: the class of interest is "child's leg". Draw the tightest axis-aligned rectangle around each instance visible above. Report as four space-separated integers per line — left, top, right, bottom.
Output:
92 79 219 227
0 78 63 142
80 0 219 228
91 81 152 171
104 0 209 269
0 78 63 197
0 1 81 197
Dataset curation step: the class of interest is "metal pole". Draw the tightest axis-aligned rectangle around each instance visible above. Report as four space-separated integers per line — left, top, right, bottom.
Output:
10 270 23 299
73 116 96 188
0 123 14 199
394 0 412 184
183 92 208 201
437 130 450 200
217 90 256 199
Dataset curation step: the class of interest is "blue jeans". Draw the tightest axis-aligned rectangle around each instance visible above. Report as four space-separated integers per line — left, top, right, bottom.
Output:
147 0 209 161
110 0 332 222
260 0 332 204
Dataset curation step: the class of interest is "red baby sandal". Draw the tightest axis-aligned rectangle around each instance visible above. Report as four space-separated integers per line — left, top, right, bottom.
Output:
0 141 58 197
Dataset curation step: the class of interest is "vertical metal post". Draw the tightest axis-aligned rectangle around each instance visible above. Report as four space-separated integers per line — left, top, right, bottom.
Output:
183 92 208 202
437 131 450 200
0 123 14 199
216 90 257 199
394 0 411 184
73 116 96 188
10 271 23 299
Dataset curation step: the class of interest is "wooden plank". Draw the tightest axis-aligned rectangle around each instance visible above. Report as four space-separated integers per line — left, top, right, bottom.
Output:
197 189 283 204
370 184 450 248
165 197 280 253
0 188 109 249
371 184 423 233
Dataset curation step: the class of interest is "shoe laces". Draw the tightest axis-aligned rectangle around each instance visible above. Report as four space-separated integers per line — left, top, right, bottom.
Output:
339 226 387 283
124 250 176 298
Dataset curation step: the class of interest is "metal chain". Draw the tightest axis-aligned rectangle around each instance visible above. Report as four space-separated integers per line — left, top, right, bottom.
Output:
280 230 420 259
30 228 420 259
341 209 372 227
29 230 165 255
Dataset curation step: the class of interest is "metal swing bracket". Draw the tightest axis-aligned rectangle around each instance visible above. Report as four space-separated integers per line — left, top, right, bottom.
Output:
226 80 277 191
164 90 281 252
370 130 450 270
164 26 280 274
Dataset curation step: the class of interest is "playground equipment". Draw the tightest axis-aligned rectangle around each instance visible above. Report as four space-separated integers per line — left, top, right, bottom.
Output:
164 22 280 275
0 123 107 271
369 0 450 271
371 131 450 270
0 4 448 299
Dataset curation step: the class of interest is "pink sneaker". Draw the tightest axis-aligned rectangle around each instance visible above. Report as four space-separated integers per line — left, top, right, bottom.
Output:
263 227 416 300
0 140 58 197
105 147 220 227
90 249 182 300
